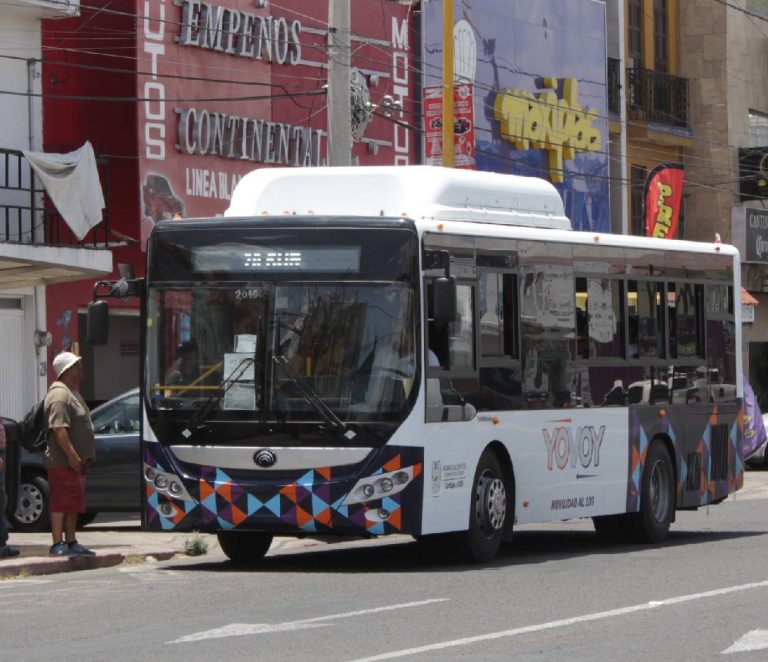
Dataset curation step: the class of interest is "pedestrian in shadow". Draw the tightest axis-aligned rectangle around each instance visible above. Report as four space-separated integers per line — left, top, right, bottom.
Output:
0 420 20 558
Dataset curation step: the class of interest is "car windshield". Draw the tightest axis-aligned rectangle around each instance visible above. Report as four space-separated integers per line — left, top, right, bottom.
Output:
146 282 417 423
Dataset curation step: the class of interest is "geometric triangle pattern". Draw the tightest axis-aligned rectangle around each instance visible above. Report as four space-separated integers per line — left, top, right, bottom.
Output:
143 443 425 537
627 400 743 513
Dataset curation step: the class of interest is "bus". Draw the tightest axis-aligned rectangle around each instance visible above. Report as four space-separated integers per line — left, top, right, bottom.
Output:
89 166 743 563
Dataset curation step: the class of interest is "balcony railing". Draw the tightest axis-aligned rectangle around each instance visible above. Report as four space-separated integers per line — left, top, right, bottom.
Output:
607 58 621 117
0 147 111 249
626 66 689 130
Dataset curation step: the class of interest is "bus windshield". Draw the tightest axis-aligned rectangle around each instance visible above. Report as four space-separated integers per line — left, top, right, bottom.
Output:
146 282 417 423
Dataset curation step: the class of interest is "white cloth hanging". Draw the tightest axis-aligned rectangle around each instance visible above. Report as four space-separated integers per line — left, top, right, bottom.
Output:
22 141 105 240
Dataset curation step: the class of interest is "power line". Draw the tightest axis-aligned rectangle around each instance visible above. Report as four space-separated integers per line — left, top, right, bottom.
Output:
3 0 761 203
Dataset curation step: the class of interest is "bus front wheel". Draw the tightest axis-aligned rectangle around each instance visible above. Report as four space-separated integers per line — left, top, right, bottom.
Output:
460 450 511 563
631 440 675 543
217 531 273 564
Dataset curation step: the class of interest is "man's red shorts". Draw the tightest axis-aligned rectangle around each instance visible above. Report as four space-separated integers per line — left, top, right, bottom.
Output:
47 467 86 513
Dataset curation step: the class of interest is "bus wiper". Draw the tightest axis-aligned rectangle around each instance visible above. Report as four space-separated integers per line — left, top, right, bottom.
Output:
188 357 255 430
272 355 346 431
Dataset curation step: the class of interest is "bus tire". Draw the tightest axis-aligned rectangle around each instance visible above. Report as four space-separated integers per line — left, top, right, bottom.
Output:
631 441 675 543
460 450 510 563
217 531 273 564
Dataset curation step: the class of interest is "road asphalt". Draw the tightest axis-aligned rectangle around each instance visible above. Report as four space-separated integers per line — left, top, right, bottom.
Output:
2 468 766 579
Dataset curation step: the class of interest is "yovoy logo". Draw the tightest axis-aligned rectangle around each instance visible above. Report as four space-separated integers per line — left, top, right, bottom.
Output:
543 420 605 475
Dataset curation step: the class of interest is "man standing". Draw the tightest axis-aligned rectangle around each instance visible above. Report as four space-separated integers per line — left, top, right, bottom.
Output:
44 352 96 557
0 419 20 558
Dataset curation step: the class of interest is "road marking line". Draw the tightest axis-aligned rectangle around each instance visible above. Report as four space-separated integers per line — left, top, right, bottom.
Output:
168 598 449 644
723 629 768 654
348 580 768 662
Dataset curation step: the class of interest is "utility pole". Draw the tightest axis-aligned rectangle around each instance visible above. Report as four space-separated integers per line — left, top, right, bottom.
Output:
442 0 455 168
327 0 352 166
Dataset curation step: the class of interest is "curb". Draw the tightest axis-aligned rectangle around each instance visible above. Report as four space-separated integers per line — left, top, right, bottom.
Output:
0 548 177 580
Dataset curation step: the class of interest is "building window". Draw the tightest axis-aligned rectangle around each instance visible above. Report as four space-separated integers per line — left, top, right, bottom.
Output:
654 0 669 72
748 110 768 147
628 0 643 65
631 164 647 235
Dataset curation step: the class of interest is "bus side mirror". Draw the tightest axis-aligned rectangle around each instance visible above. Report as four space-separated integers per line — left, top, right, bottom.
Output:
432 276 457 324
87 300 110 345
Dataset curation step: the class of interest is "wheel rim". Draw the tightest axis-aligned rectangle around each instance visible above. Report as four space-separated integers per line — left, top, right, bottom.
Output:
475 470 506 538
15 483 44 524
649 459 671 523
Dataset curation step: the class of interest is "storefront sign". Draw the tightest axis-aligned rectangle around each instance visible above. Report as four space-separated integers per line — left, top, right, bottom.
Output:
746 208 768 263
137 0 416 250
177 0 302 64
742 303 755 323
175 108 322 165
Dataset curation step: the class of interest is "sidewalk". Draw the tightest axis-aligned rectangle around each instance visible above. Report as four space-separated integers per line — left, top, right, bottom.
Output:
0 525 186 579
0 521 340 579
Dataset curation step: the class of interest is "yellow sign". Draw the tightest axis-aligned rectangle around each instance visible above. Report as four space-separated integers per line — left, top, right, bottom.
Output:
652 182 675 238
493 78 602 183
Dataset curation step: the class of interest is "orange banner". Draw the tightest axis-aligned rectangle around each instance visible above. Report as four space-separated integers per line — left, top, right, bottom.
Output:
644 163 684 239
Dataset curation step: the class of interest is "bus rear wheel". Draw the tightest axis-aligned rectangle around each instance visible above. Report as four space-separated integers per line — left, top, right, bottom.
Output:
630 440 675 543
217 531 273 564
460 450 510 563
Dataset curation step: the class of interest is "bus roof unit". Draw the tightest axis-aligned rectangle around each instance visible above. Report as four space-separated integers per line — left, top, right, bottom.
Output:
225 166 572 230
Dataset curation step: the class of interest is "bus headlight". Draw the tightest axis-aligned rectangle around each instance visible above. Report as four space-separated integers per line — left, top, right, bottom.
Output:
394 471 409 485
344 466 415 505
143 463 193 501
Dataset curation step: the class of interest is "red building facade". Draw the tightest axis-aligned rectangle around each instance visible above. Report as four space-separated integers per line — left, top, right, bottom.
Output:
42 0 417 400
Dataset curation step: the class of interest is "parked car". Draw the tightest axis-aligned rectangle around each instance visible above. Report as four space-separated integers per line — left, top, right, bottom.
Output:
745 412 768 469
10 388 141 532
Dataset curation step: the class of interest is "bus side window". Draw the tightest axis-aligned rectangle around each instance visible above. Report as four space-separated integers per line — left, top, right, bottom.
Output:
426 283 449 367
575 278 588 359
668 282 677 358
628 315 639 358
448 283 475 369
479 272 518 359
476 271 523 411
629 280 665 358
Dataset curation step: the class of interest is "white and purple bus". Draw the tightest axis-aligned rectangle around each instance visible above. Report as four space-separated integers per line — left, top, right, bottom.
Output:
90 166 743 563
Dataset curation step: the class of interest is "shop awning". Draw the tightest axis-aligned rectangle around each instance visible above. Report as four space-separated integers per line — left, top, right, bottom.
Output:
0 242 112 290
742 288 759 306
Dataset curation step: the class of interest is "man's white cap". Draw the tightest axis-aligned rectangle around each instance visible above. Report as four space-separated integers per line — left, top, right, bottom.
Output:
53 351 82 379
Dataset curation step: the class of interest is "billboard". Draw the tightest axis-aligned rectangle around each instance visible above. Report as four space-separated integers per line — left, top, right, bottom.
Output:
137 0 416 249
422 0 610 232
424 82 476 169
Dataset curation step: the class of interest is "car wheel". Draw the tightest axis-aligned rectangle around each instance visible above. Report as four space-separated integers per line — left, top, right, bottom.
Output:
11 474 50 533
217 531 273 564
